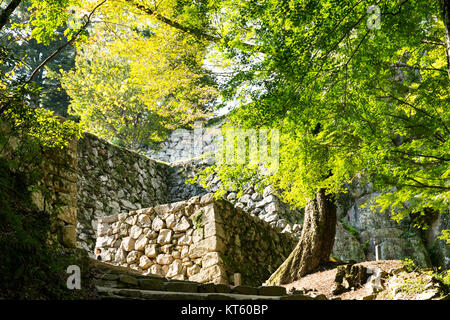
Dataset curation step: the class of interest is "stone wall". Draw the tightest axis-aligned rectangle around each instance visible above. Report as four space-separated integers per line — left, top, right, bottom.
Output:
166 159 304 238
216 199 298 286
76 133 170 252
40 138 79 248
166 159 211 203
147 123 220 163
0 119 78 249
95 194 297 286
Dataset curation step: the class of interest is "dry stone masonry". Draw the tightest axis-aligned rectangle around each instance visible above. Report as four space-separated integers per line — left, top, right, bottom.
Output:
143 124 449 270
166 158 304 238
147 123 220 163
96 194 297 286
4 115 449 277
76 133 170 252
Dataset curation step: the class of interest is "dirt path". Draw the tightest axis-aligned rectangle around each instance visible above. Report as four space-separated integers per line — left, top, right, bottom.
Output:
280 260 403 300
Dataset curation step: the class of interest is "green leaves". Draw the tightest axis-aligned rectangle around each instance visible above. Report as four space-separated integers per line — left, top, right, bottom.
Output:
59 10 218 150
184 0 450 229
28 0 72 45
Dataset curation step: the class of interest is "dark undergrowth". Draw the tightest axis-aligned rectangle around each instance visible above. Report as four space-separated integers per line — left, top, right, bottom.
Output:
0 156 97 299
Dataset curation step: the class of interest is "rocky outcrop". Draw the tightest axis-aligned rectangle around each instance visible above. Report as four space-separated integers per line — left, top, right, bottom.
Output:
425 211 450 269
332 222 366 262
344 191 432 267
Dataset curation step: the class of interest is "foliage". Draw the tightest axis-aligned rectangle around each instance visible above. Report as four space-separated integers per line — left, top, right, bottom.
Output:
402 257 420 273
0 0 81 143
438 229 450 244
433 269 450 287
1 83 80 150
0 2 77 117
165 0 450 244
341 218 360 239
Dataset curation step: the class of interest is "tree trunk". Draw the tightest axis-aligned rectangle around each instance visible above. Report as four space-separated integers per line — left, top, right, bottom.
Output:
267 188 337 285
0 0 21 32
440 0 450 79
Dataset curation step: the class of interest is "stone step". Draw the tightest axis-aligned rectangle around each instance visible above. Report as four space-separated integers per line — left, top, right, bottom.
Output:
92 259 325 300
96 286 282 300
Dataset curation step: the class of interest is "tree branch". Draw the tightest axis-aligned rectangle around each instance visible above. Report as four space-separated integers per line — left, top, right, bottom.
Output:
26 0 107 83
124 0 262 52
0 0 21 32
439 0 450 79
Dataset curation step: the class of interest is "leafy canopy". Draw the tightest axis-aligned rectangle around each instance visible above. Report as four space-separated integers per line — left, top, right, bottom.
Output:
171 0 450 239
59 0 218 149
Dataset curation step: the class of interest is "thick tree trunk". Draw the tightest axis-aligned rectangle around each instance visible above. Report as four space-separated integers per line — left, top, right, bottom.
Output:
267 188 337 285
0 0 21 32
440 0 450 79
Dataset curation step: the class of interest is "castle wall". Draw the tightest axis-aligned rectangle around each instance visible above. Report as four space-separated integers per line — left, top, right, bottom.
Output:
95 194 297 286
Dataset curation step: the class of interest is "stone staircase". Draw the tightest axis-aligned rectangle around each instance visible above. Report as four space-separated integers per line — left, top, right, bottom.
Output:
91 259 321 300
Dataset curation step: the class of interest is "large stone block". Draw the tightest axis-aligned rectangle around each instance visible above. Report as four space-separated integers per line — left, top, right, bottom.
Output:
121 237 135 251
61 224 77 248
152 216 166 231
332 222 365 262
156 253 174 265
58 205 77 226
166 259 183 278
202 203 223 224
154 204 170 219
145 244 158 258
173 216 191 232
189 264 227 283
202 252 223 269
189 236 225 258
135 234 148 251
139 255 153 269
157 229 173 244
204 222 225 239
96 234 114 248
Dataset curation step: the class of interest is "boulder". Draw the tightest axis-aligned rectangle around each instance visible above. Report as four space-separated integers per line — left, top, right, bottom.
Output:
173 216 191 232
134 234 148 251
152 216 166 231
332 222 365 262
139 255 153 269
157 229 173 244
189 237 225 258
145 244 158 258
202 252 222 269
187 264 201 277
126 250 141 264
121 237 135 251
166 259 183 278
156 253 174 265
129 225 143 240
